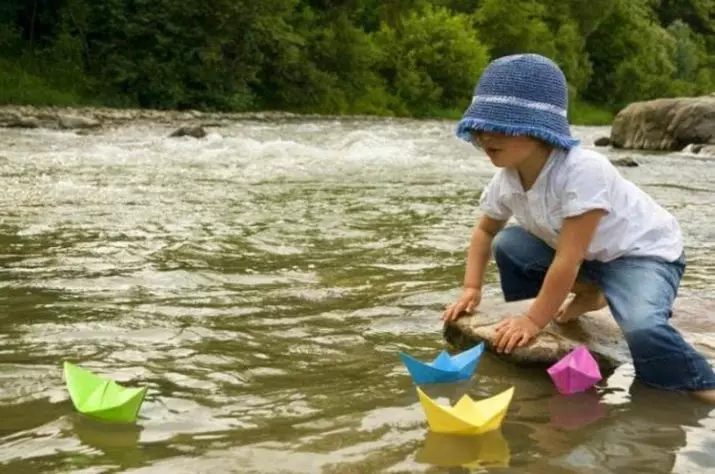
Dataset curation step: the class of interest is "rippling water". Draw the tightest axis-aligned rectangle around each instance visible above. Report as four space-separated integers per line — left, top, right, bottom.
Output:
1 119 714 473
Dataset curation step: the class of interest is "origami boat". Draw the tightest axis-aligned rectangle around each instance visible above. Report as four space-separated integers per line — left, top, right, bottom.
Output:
63 362 148 423
399 342 484 384
546 345 602 395
416 385 515 435
415 429 511 468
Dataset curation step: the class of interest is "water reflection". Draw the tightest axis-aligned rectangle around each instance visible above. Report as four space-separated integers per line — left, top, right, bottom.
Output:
71 415 143 464
555 384 713 473
415 430 510 469
549 390 606 431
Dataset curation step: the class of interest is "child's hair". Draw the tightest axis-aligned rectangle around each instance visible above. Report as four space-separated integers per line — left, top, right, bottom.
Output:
455 54 579 150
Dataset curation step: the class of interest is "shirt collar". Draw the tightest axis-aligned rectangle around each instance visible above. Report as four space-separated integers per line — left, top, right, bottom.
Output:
503 148 563 196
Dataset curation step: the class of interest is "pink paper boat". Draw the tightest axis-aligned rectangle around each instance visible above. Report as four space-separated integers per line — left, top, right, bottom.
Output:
546 345 602 395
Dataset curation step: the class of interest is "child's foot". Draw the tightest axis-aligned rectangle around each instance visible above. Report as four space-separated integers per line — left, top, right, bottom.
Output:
555 289 608 323
692 389 715 404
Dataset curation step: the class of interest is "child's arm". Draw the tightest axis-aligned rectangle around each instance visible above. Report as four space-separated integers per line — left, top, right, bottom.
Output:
492 208 606 353
442 215 506 321
524 209 607 327
465 215 507 290
493 153 614 353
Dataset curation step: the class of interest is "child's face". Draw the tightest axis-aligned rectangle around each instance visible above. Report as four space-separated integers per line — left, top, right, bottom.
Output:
470 131 548 168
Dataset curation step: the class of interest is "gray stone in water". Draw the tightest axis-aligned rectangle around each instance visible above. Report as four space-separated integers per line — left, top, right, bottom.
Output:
170 126 207 139
691 144 715 156
594 136 611 147
443 296 715 371
58 114 102 130
5 117 40 129
610 157 639 167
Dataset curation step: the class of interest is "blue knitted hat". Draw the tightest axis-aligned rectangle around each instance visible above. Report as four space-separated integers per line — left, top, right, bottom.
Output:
455 54 579 150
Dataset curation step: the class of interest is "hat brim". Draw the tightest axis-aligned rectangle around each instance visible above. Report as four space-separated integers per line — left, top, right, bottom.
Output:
455 99 580 150
456 117 579 150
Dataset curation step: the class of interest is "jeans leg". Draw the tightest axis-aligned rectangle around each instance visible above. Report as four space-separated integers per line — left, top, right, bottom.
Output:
492 226 555 301
596 255 715 391
490 225 598 302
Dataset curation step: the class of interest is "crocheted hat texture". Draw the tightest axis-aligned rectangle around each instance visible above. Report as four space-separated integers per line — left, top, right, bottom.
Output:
455 54 580 150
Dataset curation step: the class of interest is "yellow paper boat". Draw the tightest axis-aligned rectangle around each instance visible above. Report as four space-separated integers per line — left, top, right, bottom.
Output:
415 430 511 468
416 386 515 435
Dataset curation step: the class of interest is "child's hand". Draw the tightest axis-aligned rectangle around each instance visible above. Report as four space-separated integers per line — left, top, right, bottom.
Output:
441 288 481 322
493 316 541 353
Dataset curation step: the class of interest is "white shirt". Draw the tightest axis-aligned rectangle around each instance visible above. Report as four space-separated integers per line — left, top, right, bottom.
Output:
479 146 683 262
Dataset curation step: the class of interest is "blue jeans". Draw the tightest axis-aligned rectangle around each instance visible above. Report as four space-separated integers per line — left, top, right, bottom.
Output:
492 225 715 392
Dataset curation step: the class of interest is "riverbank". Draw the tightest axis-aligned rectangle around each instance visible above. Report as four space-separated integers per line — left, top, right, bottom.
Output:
0 61 614 127
0 103 614 135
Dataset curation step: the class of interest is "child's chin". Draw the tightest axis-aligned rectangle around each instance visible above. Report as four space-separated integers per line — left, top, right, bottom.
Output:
487 154 507 167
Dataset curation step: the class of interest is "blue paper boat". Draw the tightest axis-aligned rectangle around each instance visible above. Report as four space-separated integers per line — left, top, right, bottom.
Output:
399 342 485 384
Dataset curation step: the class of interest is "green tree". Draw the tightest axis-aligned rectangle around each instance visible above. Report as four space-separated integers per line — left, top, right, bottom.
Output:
583 0 680 107
374 4 490 116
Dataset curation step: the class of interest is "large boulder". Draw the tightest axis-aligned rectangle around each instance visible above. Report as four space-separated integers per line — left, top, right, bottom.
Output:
443 296 715 371
610 96 715 151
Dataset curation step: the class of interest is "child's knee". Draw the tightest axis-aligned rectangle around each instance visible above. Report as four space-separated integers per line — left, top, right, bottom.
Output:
491 226 518 256
492 226 554 273
492 226 535 260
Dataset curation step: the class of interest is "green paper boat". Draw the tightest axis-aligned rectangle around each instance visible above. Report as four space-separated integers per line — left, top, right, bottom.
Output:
63 362 148 423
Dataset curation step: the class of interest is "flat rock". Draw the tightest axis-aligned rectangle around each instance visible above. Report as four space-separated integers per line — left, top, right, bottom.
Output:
443 295 715 371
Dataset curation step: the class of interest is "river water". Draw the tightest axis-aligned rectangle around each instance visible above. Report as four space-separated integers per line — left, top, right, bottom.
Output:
0 118 714 474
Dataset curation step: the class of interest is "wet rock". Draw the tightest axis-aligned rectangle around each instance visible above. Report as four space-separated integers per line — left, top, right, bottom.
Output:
610 157 639 167
443 296 715 371
58 114 102 130
5 117 40 129
75 129 101 136
169 125 207 139
0 104 399 131
610 96 715 150
687 144 715 156
594 136 611 147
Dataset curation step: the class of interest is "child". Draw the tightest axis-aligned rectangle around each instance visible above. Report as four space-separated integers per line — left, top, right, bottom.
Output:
441 53 715 402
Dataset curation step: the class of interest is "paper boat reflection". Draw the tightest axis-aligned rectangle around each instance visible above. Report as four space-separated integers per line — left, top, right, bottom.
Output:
416 385 514 435
399 342 485 384
549 390 606 430
415 429 511 468
64 362 148 423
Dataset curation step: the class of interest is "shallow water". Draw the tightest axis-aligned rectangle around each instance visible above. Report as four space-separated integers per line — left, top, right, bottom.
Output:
0 118 714 473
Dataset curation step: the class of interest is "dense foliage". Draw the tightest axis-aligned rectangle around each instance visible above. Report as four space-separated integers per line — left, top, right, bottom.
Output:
1 0 713 123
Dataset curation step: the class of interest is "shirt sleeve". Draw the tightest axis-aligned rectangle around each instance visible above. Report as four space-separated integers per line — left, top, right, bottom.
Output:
479 172 513 221
560 156 613 218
